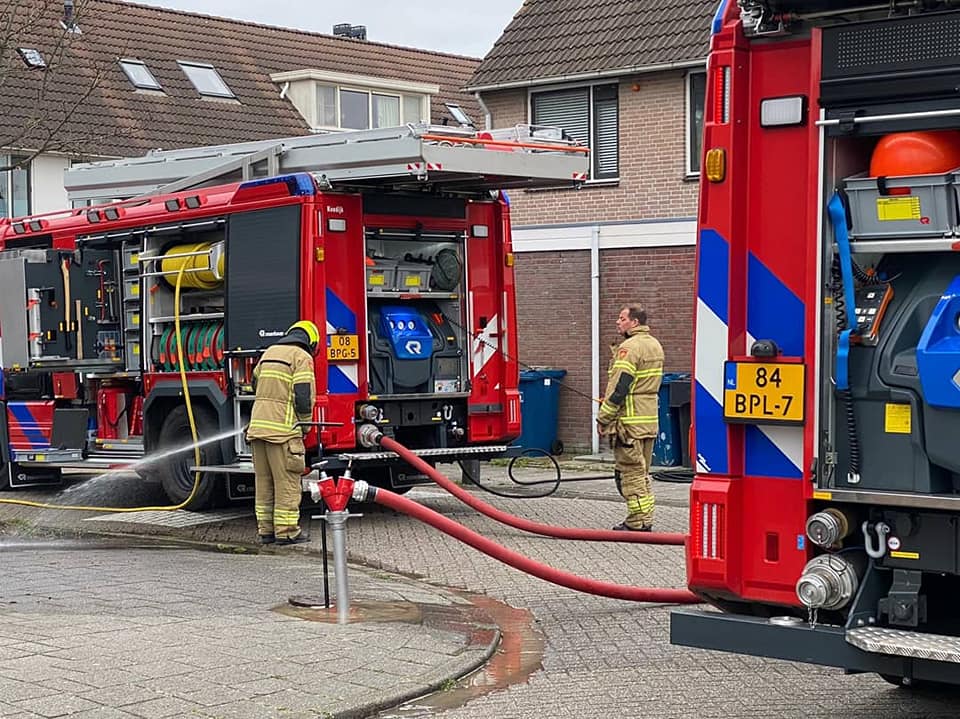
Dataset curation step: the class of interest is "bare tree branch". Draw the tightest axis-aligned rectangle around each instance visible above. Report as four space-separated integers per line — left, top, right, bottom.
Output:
0 0 130 165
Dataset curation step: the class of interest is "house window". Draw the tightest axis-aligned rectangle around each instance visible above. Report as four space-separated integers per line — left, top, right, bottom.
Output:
531 84 618 180
340 89 369 129
317 84 424 130
317 85 337 127
403 95 423 124
687 71 707 175
119 59 162 91
0 155 30 219
178 61 235 99
373 94 400 128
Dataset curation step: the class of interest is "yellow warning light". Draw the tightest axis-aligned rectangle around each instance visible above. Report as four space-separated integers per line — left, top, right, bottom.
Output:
505 252 515 267
705 148 726 182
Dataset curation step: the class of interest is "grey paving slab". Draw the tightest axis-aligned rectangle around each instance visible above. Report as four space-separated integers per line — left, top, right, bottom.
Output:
0 530 498 719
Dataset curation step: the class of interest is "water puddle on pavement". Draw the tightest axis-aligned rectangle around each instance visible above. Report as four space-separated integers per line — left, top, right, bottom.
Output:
0 537 199 552
380 594 545 717
277 592 545 716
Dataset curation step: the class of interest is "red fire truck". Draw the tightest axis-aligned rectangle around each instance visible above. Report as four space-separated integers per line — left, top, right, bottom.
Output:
0 124 588 508
672 0 960 687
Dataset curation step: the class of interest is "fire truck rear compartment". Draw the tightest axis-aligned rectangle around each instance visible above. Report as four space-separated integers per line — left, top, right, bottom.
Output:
832 252 960 494
359 196 471 462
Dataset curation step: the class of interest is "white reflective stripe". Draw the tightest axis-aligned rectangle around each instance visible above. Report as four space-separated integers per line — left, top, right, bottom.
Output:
471 313 499 374
339 363 358 388
759 425 804 473
695 298 726 404
746 330 804 475
501 292 509 363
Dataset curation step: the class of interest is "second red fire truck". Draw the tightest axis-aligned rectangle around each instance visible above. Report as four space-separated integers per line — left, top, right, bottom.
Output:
0 124 588 508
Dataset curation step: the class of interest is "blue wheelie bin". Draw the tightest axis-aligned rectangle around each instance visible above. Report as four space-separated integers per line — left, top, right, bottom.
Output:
653 372 691 467
515 368 567 455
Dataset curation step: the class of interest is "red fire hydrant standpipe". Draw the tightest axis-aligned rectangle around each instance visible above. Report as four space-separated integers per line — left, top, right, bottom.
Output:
371 432 685 546
352 480 699 604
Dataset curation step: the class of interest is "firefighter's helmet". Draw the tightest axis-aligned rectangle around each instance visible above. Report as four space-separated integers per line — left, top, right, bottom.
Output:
287 320 320 351
870 130 960 177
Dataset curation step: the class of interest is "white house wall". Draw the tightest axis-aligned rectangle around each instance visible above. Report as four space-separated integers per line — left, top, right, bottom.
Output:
511 217 696 252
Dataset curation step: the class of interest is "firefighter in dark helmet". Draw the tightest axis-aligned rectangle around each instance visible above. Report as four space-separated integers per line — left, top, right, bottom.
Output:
597 305 664 531
247 320 319 545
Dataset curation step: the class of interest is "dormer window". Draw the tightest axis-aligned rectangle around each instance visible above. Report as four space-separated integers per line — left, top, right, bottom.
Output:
178 61 235 99
120 59 162 91
272 70 436 132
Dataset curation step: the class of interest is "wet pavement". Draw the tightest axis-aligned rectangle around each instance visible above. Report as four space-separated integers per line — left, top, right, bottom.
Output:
0 459 621 719
5 459 950 719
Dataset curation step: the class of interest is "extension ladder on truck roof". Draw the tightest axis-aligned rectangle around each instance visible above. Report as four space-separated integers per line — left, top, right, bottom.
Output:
64 123 590 203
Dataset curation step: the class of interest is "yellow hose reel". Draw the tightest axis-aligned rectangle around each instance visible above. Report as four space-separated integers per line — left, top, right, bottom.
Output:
160 242 225 290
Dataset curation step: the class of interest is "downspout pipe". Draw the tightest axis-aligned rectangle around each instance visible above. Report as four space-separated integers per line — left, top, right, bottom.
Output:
591 224 601 457
473 92 492 131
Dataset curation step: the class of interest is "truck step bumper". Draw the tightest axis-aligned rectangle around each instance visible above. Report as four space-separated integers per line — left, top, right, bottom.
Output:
848 626 960 663
670 608 960 684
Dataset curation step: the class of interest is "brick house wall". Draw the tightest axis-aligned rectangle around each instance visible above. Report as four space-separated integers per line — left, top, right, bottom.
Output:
484 71 702 454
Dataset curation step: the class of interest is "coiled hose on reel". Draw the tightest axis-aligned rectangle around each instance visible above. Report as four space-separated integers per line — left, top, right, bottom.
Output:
160 242 225 290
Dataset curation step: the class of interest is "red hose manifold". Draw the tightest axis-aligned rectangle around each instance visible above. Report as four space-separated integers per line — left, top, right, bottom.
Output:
357 481 698 604
370 431 685 546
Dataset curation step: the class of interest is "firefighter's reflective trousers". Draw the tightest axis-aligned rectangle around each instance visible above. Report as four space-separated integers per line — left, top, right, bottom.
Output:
615 437 655 529
251 437 305 539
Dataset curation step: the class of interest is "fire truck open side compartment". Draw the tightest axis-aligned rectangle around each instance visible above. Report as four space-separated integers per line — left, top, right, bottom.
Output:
0 124 589 506
671 0 960 687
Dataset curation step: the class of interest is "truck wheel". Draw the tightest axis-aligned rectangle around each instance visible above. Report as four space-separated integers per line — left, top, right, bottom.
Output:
156 405 222 509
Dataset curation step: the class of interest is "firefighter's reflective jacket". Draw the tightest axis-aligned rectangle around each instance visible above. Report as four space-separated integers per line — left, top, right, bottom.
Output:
598 325 664 440
247 344 316 443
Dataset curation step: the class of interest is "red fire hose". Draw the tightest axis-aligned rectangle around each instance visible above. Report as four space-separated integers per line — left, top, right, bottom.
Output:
376 434 685 546
365 484 699 604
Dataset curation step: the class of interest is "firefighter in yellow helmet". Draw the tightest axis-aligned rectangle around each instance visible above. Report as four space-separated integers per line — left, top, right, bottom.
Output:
246 320 319 545
597 305 664 531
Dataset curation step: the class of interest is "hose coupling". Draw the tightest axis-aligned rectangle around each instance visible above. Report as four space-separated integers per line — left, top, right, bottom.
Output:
357 423 384 448
351 479 373 503
358 404 379 421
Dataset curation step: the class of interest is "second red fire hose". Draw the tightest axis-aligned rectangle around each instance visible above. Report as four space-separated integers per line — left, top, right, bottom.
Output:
376 434 686 546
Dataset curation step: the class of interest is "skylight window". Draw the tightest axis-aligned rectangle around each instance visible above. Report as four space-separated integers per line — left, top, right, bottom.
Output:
119 59 162 91
17 48 47 69
445 102 474 128
178 61 235 99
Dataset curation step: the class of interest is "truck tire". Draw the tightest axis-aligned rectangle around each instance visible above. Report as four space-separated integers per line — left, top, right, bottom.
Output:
156 405 222 509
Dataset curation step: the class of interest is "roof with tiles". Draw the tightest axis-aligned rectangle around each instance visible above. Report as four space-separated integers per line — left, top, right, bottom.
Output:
4 0 481 158
466 0 717 90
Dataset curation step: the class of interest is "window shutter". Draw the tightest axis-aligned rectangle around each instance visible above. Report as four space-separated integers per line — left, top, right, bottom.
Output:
532 88 589 146
593 86 618 179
